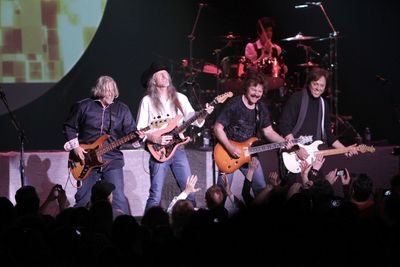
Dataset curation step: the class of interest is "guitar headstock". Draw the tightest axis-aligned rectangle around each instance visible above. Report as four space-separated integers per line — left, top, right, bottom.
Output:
214 91 233 104
358 144 376 153
297 135 313 144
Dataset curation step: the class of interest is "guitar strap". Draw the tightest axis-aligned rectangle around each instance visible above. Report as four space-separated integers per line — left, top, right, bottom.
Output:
292 89 326 142
107 103 117 135
255 103 261 138
291 89 308 137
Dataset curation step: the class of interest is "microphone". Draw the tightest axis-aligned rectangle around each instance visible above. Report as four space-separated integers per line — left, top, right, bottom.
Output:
305 2 321 5
295 4 309 9
295 2 321 8
375 75 389 84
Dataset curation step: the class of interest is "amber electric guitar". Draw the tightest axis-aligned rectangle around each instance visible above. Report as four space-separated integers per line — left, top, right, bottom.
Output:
282 140 376 173
68 118 168 181
147 91 233 162
214 135 313 173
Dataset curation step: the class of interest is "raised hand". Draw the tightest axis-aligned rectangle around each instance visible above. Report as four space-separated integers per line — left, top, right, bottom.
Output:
268 171 281 187
325 169 339 185
345 144 359 157
312 154 325 171
183 175 201 195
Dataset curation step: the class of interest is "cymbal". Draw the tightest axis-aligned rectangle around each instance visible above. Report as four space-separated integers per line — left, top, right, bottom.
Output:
219 33 242 40
297 62 319 68
282 32 318 41
315 35 343 42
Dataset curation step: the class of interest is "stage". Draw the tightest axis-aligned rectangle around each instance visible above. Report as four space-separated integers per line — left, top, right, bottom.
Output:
1 146 399 216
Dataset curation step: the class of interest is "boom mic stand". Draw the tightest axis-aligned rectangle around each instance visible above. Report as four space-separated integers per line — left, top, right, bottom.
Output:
316 3 340 134
212 40 232 94
0 87 28 187
187 3 206 109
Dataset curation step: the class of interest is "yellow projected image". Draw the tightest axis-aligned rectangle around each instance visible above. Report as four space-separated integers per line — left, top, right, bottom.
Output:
0 0 106 83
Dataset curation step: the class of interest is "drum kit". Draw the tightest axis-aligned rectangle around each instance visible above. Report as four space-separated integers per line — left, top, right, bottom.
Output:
176 30 325 126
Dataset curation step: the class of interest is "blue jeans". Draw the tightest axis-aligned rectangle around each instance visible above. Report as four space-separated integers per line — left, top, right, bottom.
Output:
74 167 130 214
217 160 266 196
146 148 194 210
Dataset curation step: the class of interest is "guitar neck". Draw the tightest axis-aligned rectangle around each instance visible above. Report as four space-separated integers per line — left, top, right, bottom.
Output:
173 99 217 134
97 126 149 156
316 147 353 157
248 137 303 155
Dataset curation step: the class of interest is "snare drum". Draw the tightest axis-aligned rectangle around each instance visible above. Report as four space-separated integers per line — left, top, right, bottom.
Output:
220 56 247 79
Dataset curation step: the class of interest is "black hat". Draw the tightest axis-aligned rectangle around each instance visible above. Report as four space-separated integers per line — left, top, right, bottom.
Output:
140 60 169 88
91 180 115 201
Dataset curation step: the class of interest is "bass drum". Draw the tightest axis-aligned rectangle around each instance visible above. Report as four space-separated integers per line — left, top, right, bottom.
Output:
219 56 247 96
257 57 285 91
220 56 247 79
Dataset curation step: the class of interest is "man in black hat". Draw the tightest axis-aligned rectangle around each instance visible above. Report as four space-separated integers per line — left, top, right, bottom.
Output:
90 180 126 219
91 180 116 204
136 61 214 211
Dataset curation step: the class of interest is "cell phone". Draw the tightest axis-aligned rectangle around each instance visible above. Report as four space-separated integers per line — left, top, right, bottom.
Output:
383 189 392 197
331 199 342 208
336 169 345 177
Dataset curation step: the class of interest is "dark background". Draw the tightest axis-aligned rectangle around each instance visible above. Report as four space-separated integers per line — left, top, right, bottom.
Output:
0 0 399 151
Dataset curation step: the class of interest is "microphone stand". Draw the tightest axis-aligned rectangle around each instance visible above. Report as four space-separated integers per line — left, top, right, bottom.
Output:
213 40 232 94
187 4 205 109
0 88 28 187
316 3 340 134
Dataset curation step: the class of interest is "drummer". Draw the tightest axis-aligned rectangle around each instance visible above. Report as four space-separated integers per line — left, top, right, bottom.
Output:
244 17 288 74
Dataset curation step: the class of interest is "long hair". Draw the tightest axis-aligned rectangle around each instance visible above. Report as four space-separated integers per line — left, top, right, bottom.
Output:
147 72 183 114
91 76 119 99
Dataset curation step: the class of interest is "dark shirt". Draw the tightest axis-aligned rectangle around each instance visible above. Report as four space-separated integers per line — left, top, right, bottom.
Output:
216 95 272 142
63 98 137 170
279 89 336 146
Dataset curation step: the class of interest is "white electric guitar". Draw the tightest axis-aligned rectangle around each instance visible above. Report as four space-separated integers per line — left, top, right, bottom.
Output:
282 140 376 173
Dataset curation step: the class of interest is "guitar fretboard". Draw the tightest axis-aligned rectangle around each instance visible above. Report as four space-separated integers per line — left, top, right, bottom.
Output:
96 126 150 156
171 99 217 134
248 137 305 155
315 146 372 157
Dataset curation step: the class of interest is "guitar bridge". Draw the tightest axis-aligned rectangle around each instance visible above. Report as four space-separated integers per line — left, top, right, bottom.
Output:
79 165 90 179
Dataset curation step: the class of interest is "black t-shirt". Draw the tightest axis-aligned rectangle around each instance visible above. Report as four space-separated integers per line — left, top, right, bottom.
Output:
216 95 272 142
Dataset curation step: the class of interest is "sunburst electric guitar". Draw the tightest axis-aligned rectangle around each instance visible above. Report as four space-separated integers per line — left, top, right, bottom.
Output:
282 140 376 173
147 91 233 162
214 135 313 173
68 118 169 181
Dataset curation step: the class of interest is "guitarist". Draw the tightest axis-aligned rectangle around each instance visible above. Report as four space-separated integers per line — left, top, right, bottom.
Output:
278 67 357 184
63 76 142 215
214 71 289 197
136 61 214 211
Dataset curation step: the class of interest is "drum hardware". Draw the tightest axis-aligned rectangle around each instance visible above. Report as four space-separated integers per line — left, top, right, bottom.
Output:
213 36 241 94
282 32 318 42
297 62 319 68
295 2 341 134
185 3 207 109
218 32 245 43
